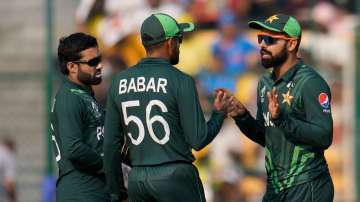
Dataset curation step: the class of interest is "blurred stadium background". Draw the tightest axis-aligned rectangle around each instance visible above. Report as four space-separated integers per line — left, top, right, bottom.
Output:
0 0 359 201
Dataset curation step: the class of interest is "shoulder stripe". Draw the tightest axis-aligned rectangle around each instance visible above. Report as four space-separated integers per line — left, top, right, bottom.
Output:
70 89 86 95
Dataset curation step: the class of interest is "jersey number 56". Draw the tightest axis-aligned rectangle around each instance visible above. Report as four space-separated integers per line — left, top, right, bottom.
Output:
121 100 170 145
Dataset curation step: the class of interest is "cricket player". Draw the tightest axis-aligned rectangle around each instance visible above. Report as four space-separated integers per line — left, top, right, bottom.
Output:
51 33 109 202
103 13 232 202
229 14 334 201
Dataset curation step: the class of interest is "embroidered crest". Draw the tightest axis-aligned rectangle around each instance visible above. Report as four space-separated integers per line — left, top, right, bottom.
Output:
265 15 279 23
282 90 294 106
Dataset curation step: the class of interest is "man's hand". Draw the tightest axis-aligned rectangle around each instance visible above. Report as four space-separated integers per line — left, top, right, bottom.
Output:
267 87 280 119
213 88 231 114
214 88 247 117
227 96 248 117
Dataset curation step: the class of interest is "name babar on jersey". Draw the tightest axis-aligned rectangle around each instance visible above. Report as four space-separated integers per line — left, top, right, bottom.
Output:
118 77 168 94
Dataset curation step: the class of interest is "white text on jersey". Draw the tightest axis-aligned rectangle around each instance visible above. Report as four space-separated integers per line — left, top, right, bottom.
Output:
263 112 275 127
119 77 168 94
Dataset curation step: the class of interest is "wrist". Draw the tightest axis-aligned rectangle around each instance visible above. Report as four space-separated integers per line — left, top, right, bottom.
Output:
212 109 226 119
233 110 250 122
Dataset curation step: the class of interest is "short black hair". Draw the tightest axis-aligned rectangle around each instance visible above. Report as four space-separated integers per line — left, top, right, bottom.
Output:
57 32 98 75
143 40 167 53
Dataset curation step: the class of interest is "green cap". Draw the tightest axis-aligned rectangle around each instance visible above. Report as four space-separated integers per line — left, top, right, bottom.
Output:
248 14 301 37
140 13 195 46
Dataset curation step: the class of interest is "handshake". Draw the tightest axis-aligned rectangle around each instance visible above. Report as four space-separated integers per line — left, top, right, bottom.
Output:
214 87 280 119
213 88 247 118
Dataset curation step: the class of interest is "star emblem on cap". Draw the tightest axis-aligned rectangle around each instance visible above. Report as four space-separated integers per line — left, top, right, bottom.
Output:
266 15 279 23
282 90 294 106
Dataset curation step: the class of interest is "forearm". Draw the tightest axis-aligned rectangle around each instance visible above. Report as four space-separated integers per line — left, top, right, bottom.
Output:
234 112 265 147
59 117 103 172
66 142 103 173
193 110 225 151
179 77 225 151
274 113 332 149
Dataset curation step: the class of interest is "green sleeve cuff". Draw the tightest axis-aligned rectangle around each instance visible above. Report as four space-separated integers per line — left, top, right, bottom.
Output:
211 109 226 120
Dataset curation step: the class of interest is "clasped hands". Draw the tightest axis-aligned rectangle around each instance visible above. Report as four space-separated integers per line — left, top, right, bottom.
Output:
213 87 280 119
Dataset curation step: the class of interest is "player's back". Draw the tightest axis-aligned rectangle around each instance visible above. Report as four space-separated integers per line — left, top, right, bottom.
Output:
109 58 196 166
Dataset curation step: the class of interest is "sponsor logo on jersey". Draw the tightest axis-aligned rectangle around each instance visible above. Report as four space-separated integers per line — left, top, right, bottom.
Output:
263 112 275 127
318 93 329 109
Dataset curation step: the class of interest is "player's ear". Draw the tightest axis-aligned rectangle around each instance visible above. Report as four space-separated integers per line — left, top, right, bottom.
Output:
67 62 78 74
166 39 173 48
165 39 173 55
287 39 297 52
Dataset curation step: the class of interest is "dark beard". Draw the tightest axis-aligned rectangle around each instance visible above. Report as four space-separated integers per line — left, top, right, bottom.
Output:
78 69 102 85
261 46 288 69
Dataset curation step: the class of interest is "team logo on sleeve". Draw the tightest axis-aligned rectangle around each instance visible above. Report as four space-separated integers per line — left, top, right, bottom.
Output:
318 93 329 109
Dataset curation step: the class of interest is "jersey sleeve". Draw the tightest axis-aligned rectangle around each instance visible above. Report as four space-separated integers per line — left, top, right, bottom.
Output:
103 78 128 201
57 92 103 173
233 81 265 147
274 76 333 149
177 76 225 151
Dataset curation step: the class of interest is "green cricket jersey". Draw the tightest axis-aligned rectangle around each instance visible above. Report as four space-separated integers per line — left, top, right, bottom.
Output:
51 79 105 178
104 57 225 200
235 59 333 193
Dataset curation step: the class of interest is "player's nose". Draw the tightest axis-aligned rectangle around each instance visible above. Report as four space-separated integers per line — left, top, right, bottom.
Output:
96 62 103 70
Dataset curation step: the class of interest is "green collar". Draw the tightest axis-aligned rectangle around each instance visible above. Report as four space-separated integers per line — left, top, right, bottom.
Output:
271 59 304 83
139 57 171 65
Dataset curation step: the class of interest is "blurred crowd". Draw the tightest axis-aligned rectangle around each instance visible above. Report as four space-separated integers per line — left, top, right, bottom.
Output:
68 0 359 201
